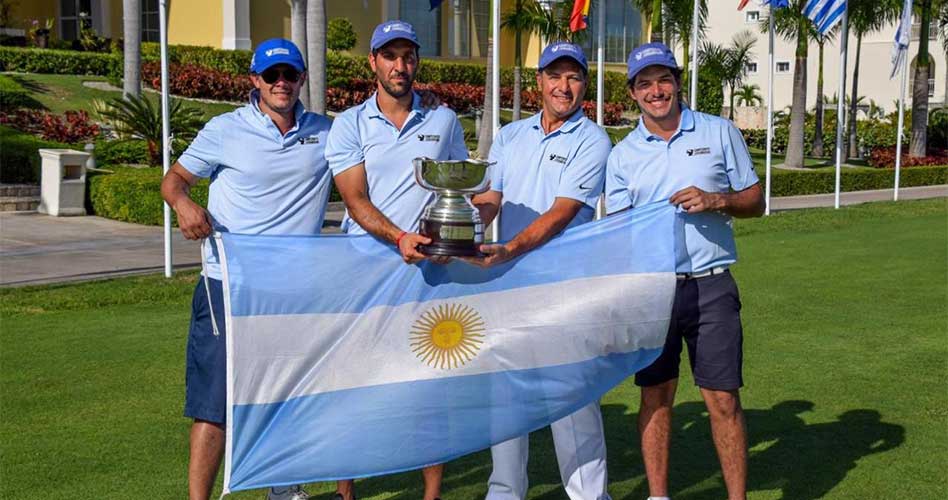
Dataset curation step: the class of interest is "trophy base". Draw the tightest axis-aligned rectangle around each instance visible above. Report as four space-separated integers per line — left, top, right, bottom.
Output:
419 219 483 257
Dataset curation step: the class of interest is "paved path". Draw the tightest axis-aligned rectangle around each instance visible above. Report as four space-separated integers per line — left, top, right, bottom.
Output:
1 190 944 287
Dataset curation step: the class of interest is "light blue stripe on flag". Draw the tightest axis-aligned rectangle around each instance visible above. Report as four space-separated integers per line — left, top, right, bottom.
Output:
804 0 847 35
219 202 678 493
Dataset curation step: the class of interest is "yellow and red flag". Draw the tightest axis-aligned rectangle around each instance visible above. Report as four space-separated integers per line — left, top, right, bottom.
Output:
569 0 591 32
738 0 752 9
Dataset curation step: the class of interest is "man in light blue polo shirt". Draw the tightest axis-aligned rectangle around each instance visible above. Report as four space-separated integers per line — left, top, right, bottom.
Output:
605 42 764 500
468 42 612 500
161 39 329 500
325 20 468 500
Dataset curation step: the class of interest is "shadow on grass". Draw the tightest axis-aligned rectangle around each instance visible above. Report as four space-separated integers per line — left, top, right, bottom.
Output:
324 400 904 500
7 75 49 110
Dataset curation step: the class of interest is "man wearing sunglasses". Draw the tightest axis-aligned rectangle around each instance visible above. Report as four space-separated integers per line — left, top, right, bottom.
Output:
325 20 469 500
161 38 332 500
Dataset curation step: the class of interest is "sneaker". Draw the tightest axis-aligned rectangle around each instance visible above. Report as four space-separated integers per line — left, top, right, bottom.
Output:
267 485 309 500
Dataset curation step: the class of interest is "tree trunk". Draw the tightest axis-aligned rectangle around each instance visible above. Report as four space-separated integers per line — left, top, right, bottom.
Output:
122 0 141 98
682 35 690 106
306 0 327 114
650 0 663 43
291 0 309 108
847 34 862 159
513 5 522 122
909 0 932 158
813 41 825 158
785 25 808 169
728 83 736 121
477 36 494 159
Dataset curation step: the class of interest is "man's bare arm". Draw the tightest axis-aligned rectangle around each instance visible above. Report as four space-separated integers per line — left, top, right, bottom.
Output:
160 163 213 240
471 190 502 227
669 183 765 218
334 164 431 264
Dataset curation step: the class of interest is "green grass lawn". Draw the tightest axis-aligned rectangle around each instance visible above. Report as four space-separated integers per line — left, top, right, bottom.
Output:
4 73 238 120
2 199 945 499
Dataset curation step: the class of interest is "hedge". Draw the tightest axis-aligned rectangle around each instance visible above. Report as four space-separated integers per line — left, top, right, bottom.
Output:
0 125 69 183
762 165 948 197
0 46 119 76
89 166 208 226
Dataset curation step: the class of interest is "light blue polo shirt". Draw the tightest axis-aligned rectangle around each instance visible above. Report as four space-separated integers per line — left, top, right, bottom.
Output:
325 92 469 235
489 109 611 241
178 90 333 279
605 106 759 273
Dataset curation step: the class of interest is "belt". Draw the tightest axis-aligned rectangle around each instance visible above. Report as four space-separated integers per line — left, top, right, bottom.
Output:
676 266 729 280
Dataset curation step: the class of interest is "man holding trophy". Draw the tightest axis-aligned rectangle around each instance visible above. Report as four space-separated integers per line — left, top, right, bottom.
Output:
325 20 469 500
467 42 614 500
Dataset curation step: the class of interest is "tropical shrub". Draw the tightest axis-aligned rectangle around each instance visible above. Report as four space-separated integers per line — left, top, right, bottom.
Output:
95 94 203 166
140 61 254 102
0 109 100 143
327 18 358 51
0 46 118 76
0 125 68 183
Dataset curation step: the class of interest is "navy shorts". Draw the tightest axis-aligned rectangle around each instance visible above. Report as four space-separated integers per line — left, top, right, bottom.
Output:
183 277 227 424
635 270 744 390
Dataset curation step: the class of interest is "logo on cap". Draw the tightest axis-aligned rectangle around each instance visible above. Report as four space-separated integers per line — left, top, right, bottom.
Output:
383 22 411 33
265 48 290 57
551 44 577 54
635 47 665 61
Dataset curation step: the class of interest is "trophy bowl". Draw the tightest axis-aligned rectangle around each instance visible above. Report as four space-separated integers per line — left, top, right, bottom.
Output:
413 158 492 257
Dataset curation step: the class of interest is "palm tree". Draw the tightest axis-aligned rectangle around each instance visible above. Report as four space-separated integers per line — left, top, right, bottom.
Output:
97 95 204 167
910 0 940 157
291 0 308 108
122 0 140 99
810 24 840 157
847 0 900 158
664 0 708 105
632 0 664 42
735 83 763 107
306 0 327 114
502 0 545 121
723 30 756 121
766 1 812 169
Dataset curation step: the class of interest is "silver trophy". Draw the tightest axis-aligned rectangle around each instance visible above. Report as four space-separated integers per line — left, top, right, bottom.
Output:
413 157 492 256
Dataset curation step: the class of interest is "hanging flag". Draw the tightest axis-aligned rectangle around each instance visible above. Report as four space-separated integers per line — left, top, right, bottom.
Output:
738 0 753 9
890 0 913 79
218 203 678 494
803 0 847 34
570 0 591 32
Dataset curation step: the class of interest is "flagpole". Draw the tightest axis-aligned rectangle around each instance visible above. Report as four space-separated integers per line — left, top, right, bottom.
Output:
894 51 908 201
491 0 500 242
833 4 849 210
765 9 774 215
689 0 699 106
595 0 605 220
160 0 172 277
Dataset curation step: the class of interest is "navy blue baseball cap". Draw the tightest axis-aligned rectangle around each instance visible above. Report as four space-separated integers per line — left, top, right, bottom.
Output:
626 42 678 82
538 42 588 72
370 20 421 51
250 38 306 73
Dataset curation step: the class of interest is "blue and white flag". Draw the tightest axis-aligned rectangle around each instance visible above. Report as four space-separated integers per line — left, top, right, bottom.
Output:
216 203 677 493
803 0 847 35
890 0 913 79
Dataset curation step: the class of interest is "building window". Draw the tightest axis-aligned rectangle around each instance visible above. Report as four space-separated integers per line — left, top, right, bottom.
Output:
928 78 936 97
400 0 441 57
745 10 760 23
472 0 489 57
142 0 160 43
578 0 642 64
447 0 470 57
59 0 92 41
745 62 758 74
776 61 790 73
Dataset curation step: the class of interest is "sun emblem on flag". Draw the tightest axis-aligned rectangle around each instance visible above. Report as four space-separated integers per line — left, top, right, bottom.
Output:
410 303 485 369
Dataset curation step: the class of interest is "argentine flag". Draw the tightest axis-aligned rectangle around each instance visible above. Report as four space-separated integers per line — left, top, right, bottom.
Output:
216 202 678 493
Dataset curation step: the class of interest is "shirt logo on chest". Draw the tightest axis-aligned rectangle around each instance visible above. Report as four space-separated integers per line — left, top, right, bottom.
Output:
686 147 711 156
298 135 320 145
418 134 441 142
548 153 568 164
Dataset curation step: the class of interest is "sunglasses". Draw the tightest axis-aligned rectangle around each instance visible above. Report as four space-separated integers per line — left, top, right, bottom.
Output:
259 67 301 84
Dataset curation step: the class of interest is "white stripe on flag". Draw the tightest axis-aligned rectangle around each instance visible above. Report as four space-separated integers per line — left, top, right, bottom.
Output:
804 0 846 34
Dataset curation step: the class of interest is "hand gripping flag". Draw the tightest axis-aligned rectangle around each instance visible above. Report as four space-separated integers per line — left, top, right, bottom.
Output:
216 203 677 494
890 0 913 79
570 0 591 32
803 0 847 35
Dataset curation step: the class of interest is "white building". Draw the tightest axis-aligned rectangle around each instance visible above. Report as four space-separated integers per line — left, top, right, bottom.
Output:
684 5 946 121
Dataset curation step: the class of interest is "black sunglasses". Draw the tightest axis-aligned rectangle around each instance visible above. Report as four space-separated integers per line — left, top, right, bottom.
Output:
259 67 301 84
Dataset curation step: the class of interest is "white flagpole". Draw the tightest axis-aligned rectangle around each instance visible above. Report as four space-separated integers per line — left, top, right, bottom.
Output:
689 0 699 106
595 0 605 220
160 0 172 277
765 9 774 215
833 5 849 209
491 0 500 241
894 52 908 201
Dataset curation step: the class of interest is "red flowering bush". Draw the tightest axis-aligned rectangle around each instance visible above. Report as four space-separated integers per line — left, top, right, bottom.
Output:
867 147 948 168
141 61 254 102
0 109 100 143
